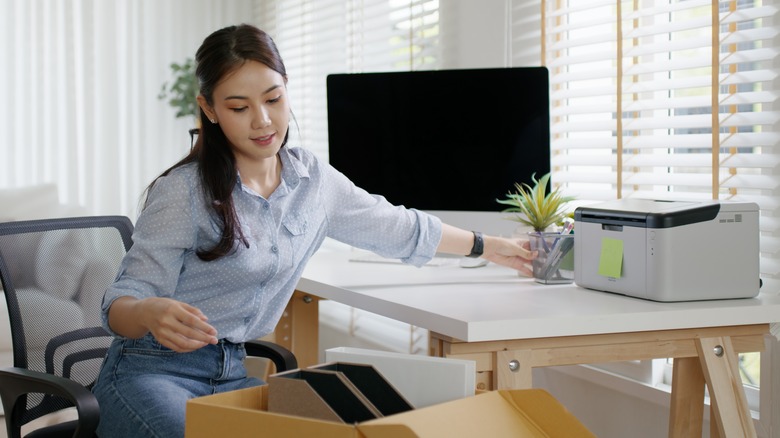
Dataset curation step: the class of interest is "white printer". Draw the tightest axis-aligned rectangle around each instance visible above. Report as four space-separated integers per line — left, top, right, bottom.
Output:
573 199 760 302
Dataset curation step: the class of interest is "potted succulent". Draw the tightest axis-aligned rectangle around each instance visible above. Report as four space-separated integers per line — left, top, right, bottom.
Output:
497 173 576 284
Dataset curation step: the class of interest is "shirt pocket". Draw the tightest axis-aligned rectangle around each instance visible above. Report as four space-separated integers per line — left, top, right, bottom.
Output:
282 213 308 265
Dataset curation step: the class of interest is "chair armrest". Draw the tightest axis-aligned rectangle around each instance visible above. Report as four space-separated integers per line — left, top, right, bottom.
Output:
0 367 99 438
244 340 298 373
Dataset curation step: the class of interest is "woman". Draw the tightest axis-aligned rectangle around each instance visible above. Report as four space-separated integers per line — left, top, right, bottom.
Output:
92 23 535 437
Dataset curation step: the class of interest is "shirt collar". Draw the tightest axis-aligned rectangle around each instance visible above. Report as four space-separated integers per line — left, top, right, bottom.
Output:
278 146 310 187
235 147 310 198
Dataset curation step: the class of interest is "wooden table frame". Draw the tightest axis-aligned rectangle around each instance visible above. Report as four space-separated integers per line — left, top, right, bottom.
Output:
429 324 765 438
272 290 765 438
262 291 321 368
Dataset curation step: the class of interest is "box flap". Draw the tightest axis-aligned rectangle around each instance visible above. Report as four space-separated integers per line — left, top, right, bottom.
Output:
357 389 596 438
499 389 597 437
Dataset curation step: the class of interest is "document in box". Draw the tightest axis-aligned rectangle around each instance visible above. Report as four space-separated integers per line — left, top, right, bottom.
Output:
325 346 475 408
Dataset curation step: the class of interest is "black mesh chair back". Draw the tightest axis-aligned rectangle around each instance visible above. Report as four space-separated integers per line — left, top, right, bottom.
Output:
0 216 133 438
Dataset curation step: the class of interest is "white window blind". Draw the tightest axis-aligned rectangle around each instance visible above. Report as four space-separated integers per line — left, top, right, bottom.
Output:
538 1 778 417
255 0 440 355
255 0 440 161
542 0 780 294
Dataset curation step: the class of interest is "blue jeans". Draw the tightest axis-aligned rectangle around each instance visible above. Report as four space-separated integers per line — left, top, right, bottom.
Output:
92 334 263 438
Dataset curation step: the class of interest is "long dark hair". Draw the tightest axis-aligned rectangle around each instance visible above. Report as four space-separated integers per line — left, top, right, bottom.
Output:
147 24 288 261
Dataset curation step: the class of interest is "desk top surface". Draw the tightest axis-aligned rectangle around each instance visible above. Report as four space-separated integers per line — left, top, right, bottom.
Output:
298 249 780 342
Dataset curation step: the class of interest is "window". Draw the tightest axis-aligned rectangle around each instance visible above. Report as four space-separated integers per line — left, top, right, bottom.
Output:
542 0 779 414
542 0 778 294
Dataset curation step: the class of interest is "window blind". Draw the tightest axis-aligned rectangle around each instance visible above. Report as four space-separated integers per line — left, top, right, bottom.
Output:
255 0 440 161
542 0 780 293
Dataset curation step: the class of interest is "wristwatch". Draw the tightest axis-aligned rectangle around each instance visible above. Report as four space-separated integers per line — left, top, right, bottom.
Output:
467 231 484 258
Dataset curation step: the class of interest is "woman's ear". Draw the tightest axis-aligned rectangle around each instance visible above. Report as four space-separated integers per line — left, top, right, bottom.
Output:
196 95 217 123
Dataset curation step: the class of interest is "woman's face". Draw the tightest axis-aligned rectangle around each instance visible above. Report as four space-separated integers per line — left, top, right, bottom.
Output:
200 60 290 165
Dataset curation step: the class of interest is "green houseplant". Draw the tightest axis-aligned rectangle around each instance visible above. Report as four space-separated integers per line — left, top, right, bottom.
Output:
158 57 199 120
496 172 573 232
497 173 576 284
158 57 199 147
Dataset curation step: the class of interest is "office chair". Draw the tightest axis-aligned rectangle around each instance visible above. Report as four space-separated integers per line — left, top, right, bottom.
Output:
0 216 297 438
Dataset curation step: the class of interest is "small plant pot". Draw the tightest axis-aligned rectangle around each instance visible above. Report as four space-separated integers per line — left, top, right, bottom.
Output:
527 231 575 284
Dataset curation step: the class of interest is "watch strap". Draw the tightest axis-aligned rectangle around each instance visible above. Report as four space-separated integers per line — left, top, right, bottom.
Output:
467 231 484 258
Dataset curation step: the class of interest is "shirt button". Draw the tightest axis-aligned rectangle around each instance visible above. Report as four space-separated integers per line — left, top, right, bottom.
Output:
263 204 270 210
244 316 251 324
271 245 278 253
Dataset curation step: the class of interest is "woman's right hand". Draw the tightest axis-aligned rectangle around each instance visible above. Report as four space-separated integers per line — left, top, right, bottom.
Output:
108 296 219 353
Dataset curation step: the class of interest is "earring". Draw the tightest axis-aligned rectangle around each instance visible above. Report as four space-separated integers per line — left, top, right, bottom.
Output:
209 118 217 124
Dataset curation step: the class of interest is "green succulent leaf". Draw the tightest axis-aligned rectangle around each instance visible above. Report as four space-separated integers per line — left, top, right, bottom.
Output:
496 172 575 231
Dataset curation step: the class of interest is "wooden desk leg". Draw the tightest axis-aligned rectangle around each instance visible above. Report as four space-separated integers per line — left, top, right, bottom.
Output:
710 404 720 438
272 290 320 368
668 356 705 438
696 336 756 438
494 349 533 390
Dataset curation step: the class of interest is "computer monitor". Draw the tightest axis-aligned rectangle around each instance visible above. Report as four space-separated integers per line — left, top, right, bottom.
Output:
326 67 550 237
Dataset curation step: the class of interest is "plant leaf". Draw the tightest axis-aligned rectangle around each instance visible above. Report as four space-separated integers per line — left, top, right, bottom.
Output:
496 172 575 231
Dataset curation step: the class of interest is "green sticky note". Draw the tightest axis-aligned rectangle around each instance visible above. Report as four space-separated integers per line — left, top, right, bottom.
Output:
598 237 624 278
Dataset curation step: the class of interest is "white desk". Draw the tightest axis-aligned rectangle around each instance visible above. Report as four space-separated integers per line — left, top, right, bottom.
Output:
273 249 780 438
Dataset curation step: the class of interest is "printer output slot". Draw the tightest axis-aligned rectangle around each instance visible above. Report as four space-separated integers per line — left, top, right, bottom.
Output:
577 214 647 227
602 224 623 232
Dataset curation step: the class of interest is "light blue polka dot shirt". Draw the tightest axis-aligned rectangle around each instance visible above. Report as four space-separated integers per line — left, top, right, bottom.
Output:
101 146 442 343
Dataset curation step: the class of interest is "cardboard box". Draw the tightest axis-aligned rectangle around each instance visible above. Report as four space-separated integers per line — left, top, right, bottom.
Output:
186 385 596 438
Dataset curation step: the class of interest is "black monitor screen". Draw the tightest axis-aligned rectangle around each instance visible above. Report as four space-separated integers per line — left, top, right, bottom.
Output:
326 67 550 212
